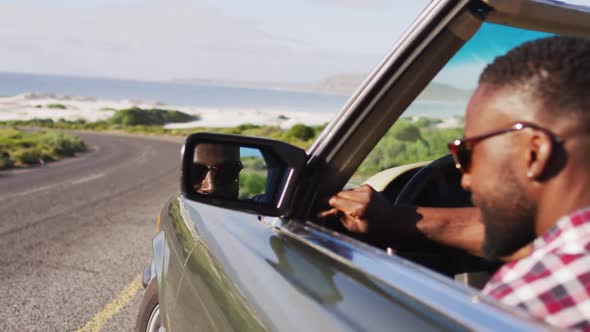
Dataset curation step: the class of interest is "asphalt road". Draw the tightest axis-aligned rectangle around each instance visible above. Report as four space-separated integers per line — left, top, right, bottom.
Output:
0 132 183 331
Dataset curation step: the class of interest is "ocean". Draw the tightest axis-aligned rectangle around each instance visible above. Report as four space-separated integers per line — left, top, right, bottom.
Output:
0 72 347 113
0 72 464 118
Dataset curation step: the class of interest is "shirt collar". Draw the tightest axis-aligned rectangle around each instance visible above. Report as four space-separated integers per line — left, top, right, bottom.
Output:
532 206 590 254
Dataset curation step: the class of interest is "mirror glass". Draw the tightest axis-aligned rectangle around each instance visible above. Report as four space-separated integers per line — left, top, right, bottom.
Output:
190 143 269 202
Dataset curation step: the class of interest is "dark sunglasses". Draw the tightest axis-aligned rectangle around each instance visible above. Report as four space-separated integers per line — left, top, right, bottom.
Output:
447 122 563 172
191 161 243 186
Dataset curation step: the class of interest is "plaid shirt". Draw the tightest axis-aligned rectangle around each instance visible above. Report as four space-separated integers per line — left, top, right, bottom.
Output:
483 207 590 330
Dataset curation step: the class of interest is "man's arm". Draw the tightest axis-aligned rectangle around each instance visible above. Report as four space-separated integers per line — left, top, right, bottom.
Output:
318 184 530 260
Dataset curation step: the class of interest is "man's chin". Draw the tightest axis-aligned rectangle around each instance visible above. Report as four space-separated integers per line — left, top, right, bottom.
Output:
482 239 520 260
480 213 529 260
481 226 534 260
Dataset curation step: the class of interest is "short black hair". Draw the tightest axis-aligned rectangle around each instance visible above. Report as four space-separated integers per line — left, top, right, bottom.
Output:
480 36 590 130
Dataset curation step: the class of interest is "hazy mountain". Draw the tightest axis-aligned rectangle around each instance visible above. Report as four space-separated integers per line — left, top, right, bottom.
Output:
173 73 473 103
313 73 473 102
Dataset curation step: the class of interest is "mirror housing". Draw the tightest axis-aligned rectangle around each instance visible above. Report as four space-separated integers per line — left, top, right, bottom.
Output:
181 132 307 216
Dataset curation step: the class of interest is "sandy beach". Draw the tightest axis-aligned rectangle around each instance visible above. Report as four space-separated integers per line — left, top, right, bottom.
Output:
0 92 464 129
0 93 337 129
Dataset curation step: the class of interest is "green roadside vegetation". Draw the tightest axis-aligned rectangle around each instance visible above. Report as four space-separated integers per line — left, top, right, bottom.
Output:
0 127 86 169
1 106 198 130
0 108 327 150
355 117 463 178
239 156 268 199
0 104 465 179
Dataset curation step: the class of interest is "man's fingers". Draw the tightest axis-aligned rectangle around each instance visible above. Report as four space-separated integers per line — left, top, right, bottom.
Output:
317 200 369 234
329 195 367 217
317 208 339 219
329 193 363 210
335 185 373 200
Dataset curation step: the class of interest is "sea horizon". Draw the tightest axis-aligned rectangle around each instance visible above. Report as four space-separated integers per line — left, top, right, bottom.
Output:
0 71 348 113
0 71 466 118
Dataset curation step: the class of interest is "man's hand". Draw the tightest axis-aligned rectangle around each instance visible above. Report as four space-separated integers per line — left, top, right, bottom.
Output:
318 184 386 233
318 184 422 244
318 185 498 256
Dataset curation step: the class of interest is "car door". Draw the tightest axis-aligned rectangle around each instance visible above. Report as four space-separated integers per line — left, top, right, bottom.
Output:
171 198 471 331
167 194 551 331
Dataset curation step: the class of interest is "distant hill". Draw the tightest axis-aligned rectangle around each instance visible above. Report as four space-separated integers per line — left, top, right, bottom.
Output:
173 74 473 103
312 74 366 95
415 82 473 103
312 73 473 103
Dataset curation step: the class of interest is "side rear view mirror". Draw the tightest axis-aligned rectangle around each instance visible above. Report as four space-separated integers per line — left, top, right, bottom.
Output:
181 132 307 216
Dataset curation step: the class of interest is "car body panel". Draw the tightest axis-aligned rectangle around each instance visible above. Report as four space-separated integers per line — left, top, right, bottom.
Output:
162 196 476 331
155 198 196 329
154 195 552 331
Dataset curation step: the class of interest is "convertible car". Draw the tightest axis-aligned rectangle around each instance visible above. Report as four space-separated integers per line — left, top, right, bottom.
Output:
136 0 590 331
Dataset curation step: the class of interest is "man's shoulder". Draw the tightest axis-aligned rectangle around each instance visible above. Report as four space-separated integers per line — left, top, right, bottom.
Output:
483 209 590 330
484 250 590 329
540 209 590 256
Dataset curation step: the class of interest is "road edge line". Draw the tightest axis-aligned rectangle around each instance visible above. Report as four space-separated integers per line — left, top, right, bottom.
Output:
76 274 143 332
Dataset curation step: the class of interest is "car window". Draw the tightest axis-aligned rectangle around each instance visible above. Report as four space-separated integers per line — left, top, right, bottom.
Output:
348 23 552 192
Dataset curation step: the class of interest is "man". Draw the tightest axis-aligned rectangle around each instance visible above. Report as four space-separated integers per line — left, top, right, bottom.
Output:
320 36 590 330
191 143 242 199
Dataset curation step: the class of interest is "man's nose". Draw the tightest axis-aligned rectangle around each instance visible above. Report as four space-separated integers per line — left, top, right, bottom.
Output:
199 172 216 193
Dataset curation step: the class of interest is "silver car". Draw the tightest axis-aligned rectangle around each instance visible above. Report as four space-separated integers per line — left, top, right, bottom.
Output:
136 1 590 331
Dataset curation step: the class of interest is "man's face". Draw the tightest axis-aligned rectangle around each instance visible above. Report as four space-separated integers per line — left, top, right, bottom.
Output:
192 143 241 199
460 84 537 259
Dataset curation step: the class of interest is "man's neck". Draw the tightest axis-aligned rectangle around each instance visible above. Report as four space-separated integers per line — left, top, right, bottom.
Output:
536 172 590 236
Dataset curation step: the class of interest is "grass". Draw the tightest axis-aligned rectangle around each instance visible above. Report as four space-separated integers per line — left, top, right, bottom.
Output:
0 127 86 169
0 119 325 150
0 104 465 176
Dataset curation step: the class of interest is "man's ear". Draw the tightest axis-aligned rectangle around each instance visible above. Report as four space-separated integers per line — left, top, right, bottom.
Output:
526 131 553 180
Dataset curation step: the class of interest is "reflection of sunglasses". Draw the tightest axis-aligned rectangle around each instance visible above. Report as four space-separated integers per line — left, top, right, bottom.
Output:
447 122 562 173
191 161 243 186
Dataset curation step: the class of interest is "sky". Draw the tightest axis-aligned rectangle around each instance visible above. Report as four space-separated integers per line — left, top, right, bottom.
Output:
0 0 429 83
435 23 552 89
0 0 588 85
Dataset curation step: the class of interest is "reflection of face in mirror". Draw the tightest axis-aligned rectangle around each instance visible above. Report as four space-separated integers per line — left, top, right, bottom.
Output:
192 143 242 199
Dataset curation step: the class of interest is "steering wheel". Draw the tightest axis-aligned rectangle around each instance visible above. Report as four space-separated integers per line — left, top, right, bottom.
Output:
391 155 501 281
394 154 471 208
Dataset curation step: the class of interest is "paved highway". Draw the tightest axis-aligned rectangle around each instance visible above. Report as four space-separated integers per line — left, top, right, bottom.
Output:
0 132 183 331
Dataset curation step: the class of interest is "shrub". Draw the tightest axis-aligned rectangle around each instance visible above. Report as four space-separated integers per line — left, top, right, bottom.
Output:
239 172 266 198
108 107 196 126
414 117 443 127
0 151 13 169
46 103 67 109
11 148 41 166
43 133 86 157
391 122 422 142
0 128 86 169
286 123 315 141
